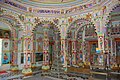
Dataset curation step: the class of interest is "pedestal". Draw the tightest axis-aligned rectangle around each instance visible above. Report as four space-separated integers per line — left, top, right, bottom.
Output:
11 64 19 72
31 63 37 69
42 65 50 70
22 68 32 76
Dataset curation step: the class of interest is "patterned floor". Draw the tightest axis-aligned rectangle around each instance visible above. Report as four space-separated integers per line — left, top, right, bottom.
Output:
23 74 120 80
0 70 119 80
23 74 62 80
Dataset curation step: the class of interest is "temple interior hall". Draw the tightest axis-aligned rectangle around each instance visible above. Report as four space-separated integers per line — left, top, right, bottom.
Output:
0 0 120 80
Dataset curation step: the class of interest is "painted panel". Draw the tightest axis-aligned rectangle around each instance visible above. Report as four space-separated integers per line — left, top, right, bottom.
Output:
36 34 43 53
2 39 10 64
2 53 10 64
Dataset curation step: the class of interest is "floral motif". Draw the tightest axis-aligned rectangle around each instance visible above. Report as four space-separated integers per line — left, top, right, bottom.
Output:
34 17 40 24
53 18 59 24
68 17 73 23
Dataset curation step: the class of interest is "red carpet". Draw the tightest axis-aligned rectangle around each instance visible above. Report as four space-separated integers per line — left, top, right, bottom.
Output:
0 70 7 74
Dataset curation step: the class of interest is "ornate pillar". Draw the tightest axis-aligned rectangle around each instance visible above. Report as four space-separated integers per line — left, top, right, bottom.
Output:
94 16 105 53
42 24 50 70
71 30 77 65
61 39 66 67
11 29 19 71
31 34 36 68
54 32 60 59
22 17 33 76
71 39 77 65
98 32 104 52
22 37 32 75
96 17 106 67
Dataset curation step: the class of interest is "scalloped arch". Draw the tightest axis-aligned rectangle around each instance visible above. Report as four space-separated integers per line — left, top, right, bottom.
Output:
67 18 92 31
33 20 60 33
0 18 18 39
66 18 95 38
0 18 13 31
105 2 120 25
0 13 24 30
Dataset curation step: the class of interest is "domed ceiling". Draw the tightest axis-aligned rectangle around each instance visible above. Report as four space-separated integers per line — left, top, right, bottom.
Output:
30 0 76 4
17 0 90 7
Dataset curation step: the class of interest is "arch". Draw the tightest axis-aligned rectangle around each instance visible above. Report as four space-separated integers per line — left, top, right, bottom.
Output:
105 3 120 26
0 18 13 31
66 18 97 65
107 3 120 16
66 18 95 39
104 2 120 64
32 20 60 34
105 3 120 28
0 14 24 30
0 15 24 38
0 18 19 39
0 15 22 67
32 20 61 66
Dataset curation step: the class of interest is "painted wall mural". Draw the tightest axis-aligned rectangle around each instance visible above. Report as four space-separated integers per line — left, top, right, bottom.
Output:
2 39 10 64
2 53 10 64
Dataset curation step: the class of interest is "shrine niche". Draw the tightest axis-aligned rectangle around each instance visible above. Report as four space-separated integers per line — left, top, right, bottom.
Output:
67 19 97 66
0 22 11 66
33 21 61 68
107 4 120 65
0 14 23 71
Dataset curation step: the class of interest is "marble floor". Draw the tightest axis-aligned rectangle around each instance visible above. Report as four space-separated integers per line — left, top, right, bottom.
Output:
23 75 85 80
23 74 65 80
0 69 120 80
23 74 119 80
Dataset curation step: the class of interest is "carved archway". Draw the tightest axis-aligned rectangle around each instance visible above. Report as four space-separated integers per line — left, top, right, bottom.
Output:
0 14 23 70
32 20 61 68
106 4 120 66
66 18 97 66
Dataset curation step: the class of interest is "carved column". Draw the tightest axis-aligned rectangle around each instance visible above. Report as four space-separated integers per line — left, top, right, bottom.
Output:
42 24 50 70
11 29 19 71
61 39 67 67
22 17 33 75
31 34 36 68
98 33 104 52
71 39 77 65
96 17 106 67
22 37 32 75
54 32 60 58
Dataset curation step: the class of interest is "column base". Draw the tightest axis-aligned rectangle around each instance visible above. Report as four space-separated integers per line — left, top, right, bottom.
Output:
31 63 37 69
42 65 50 70
11 64 19 72
64 67 68 72
22 68 32 76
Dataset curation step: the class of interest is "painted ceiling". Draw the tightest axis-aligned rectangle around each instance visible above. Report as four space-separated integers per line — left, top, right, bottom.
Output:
30 0 76 4
17 0 90 7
